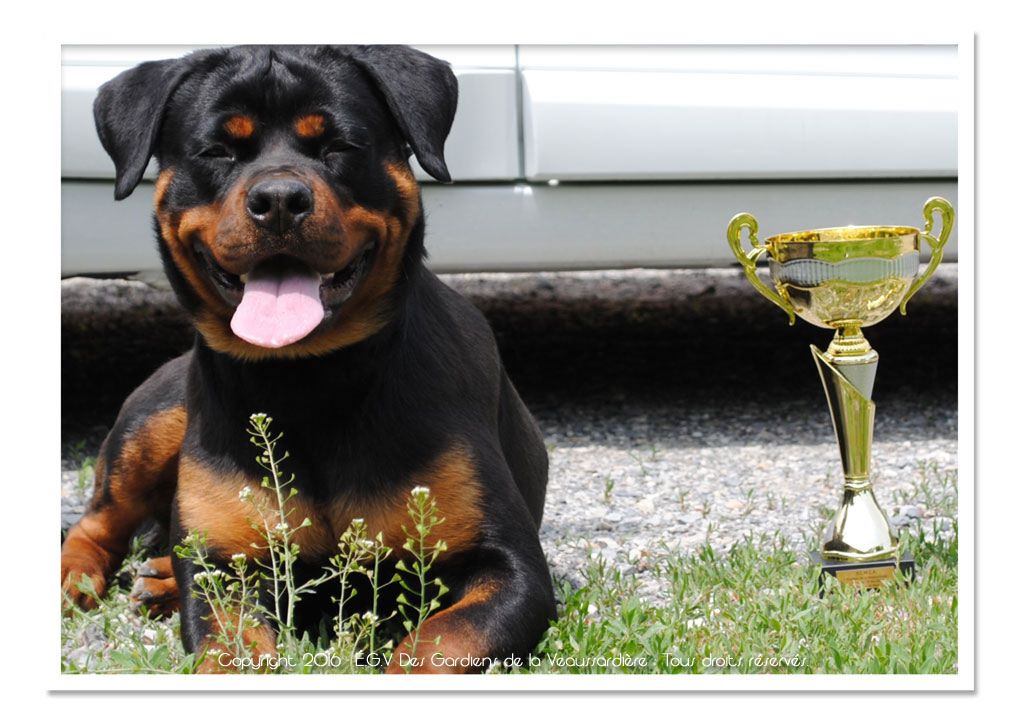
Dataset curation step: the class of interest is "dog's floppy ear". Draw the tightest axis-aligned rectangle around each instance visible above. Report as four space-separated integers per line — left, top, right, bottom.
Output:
346 45 459 183
93 58 191 200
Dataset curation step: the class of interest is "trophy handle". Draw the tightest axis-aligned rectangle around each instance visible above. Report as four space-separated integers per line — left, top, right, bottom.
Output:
727 212 796 325
899 197 955 315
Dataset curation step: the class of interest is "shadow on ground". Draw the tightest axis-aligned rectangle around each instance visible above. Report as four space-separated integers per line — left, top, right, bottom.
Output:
62 268 957 449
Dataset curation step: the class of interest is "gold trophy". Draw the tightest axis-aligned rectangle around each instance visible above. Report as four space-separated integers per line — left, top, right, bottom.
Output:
727 197 955 587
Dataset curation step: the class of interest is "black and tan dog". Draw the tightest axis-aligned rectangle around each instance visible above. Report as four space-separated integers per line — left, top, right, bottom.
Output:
60 45 554 673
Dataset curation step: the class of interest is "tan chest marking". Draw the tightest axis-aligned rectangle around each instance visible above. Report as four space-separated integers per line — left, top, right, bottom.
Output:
176 445 483 561
176 456 335 559
328 444 483 554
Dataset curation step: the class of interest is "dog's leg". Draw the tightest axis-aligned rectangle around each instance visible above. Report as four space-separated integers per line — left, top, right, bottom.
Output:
385 452 556 674
385 553 555 674
61 356 189 610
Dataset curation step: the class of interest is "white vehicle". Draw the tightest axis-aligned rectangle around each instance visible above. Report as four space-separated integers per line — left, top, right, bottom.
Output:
61 45 958 276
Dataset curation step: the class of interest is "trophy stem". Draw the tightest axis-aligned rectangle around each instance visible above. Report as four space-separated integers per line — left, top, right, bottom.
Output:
811 344 899 562
825 324 878 365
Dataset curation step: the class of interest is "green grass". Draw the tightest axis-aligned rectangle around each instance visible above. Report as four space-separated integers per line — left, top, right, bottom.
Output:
527 527 957 674
62 519 957 675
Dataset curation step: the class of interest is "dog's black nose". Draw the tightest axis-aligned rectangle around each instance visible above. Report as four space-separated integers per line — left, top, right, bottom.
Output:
246 178 314 233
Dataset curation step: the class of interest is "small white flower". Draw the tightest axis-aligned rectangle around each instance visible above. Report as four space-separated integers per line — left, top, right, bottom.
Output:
239 486 253 501
275 522 290 532
362 612 379 623
410 485 431 497
351 518 365 525
231 553 247 564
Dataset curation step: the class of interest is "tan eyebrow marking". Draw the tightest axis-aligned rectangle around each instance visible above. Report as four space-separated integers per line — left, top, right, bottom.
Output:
294 114 326 139
223 115 255 139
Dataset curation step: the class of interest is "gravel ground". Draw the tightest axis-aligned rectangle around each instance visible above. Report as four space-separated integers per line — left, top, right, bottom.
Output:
62 267 958 604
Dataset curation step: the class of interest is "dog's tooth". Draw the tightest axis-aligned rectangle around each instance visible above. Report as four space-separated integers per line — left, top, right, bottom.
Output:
321 272 335 284
240 273 249 284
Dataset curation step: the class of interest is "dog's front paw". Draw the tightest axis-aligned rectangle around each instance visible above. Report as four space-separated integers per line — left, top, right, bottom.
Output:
60 533 113 611
129 556 180 617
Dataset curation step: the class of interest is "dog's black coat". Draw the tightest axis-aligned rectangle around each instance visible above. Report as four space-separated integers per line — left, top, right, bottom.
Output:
61 46 554 673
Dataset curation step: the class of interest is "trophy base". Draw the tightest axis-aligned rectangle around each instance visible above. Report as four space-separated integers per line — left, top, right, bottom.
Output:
811 552 915 592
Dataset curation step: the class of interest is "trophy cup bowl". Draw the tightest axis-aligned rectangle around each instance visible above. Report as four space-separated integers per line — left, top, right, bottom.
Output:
727 197 955 587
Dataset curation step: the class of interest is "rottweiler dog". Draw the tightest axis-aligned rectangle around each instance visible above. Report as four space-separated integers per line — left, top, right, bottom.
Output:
60 45 555 674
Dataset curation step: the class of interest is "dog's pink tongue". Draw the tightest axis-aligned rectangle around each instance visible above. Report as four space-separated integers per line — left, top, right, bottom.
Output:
230 264 324 349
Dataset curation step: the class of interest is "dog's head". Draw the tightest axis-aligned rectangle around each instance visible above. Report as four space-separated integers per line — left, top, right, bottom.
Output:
94 45 457 359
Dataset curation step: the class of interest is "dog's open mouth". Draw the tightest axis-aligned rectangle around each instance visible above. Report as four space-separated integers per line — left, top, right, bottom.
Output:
195 242 376 349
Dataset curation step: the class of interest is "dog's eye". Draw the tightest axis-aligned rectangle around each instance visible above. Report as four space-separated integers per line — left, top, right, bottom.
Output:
197 145 235 161
323 139 359 158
